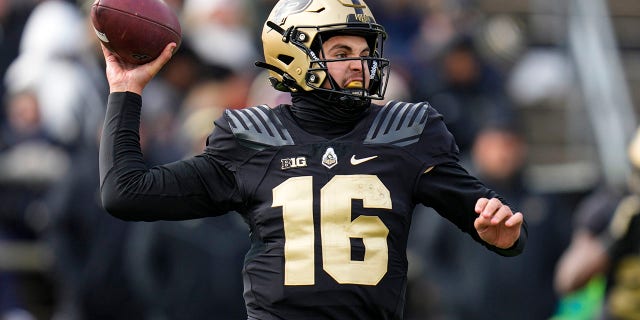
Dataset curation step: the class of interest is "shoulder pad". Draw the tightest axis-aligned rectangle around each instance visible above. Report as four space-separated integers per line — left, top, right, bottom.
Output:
365 100 430 146
225 105 294 150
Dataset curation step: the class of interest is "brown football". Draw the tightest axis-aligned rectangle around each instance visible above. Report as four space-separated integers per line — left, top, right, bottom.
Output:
90 0 181 65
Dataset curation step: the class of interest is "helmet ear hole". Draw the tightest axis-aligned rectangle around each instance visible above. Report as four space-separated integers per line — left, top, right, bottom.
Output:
306 72 320 84
278 54 295 65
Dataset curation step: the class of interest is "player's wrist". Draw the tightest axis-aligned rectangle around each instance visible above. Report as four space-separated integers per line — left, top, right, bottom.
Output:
109 85 127 93
110 83 143 95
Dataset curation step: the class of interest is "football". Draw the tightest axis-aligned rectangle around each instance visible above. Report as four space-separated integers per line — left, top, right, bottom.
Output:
90 0 182 65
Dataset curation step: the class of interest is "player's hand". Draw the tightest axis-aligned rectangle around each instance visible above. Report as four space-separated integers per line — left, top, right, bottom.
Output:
474 197 523 249
101 42 177 95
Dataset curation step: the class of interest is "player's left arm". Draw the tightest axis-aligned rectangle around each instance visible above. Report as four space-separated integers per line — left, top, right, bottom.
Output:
406 102 526 255
416 162 528 256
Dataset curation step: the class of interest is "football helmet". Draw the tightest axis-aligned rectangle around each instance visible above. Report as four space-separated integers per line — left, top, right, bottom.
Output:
257 0 390 102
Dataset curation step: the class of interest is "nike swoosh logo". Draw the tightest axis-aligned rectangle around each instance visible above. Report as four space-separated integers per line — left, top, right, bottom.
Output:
350 155 378 165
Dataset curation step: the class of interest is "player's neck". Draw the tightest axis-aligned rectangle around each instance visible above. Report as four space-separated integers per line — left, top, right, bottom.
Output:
290 92 369 138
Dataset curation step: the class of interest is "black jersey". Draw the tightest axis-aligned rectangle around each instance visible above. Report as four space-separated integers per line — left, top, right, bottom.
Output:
100 92 526 320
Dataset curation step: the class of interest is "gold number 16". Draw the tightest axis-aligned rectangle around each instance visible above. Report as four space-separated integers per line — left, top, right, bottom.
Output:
272 175 392 286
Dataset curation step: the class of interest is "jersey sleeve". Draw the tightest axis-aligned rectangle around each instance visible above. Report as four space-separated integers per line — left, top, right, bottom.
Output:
99 92 242 221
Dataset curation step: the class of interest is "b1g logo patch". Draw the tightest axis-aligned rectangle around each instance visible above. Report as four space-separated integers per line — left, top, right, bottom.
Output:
271 0 312 24
281 157 307 170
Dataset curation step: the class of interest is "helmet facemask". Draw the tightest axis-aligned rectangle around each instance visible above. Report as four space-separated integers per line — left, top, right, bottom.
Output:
257 0 390 106
305 26 390 104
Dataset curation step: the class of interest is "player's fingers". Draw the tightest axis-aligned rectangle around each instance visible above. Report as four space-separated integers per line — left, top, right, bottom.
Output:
100 43 116 61
474 215 491 231
475 214 501 238
505 212 524 228
475 198 490 214
100 43 108 56
148 42 177 72
480 198 502 219
490 205 512 225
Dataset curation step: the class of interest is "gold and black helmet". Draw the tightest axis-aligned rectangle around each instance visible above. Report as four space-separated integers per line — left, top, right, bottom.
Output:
257 0 390 101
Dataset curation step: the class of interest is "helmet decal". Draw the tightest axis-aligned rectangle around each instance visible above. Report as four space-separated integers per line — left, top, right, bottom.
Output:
338 0 365 14
272 0 313 24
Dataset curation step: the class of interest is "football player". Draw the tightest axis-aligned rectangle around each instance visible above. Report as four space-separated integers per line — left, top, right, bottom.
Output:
98 0 527 319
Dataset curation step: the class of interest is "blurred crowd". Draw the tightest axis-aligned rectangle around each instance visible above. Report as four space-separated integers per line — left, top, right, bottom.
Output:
0 0 638 319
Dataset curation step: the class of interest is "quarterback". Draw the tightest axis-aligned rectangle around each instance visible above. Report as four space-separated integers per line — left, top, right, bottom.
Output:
98 0 527 319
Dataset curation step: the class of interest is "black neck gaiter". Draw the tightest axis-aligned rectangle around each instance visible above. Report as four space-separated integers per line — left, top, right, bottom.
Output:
289 91 371 139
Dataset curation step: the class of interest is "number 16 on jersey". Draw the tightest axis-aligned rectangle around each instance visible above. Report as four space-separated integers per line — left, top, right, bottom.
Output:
272 175 392 286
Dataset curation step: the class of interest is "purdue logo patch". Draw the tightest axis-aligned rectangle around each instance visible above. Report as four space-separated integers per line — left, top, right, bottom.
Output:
322 147 338 169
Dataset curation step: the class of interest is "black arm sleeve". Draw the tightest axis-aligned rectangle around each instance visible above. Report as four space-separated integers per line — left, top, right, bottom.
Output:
416 162 527 257
99 92 241 221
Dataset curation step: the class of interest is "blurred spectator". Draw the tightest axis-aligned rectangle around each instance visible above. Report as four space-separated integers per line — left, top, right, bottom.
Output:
247 0 278 46
0 90 67 320
2 90 46 147
552 185 622 320
1 1 109 318
554 127 640 320
44 135 147 320
412 8 458 65
0 0 38 122
4 0 107 150
367 0 424 73
411 35 515 160
408 122 571 320
180 0 257 74
0 89 68 187
507 49 573 110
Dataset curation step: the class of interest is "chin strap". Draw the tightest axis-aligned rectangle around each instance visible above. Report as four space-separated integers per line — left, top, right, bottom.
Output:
309 90 371 113
337 94 371 110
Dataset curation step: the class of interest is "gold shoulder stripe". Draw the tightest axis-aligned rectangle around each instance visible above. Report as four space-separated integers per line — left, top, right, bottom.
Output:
423 166 435 174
